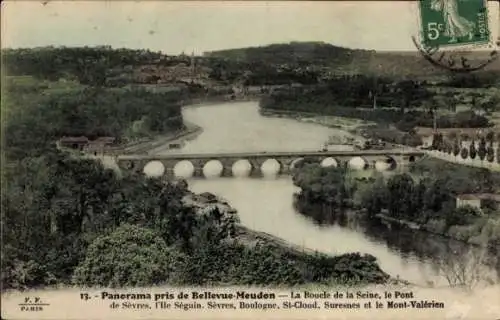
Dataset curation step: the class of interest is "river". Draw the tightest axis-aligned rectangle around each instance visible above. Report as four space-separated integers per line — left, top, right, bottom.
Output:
153 101 495 287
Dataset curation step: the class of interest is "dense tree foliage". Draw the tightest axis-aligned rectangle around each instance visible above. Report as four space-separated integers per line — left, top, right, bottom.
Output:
442 71 500 89
206 42 370 66
2 47 172 83
363 126 423 147
385 174 420 220
291 160 500 249
176 240 389 286
204 41 453 78
259 84 491 132
2 149 390 289
73 224 183 287
292 164 350 207
3 77 183 159
260 76 431 110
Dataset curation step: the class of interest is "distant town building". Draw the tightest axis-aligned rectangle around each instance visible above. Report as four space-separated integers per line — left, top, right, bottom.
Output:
456 193 500 211
456 194 482 210
86 137 117 155
57 136 117 155
57 136 89 150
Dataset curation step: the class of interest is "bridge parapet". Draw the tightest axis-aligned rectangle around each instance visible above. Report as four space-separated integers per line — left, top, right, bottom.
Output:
115 150 424 179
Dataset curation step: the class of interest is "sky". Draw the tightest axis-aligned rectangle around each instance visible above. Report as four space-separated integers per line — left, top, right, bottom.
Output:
1 1 499 55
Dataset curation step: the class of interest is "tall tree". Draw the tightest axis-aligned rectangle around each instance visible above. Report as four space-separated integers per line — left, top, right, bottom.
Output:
486 141 495 163
485 131 495 143
397 80 416 114
359 176 388 217
431 132 440 150
453 138 461 157
386 174 415 219
478 136 487 161
497 144 500 164
469 139 477 159
460 147 469 160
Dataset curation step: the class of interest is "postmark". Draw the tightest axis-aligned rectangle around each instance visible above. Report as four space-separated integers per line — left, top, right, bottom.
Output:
413 0 499 72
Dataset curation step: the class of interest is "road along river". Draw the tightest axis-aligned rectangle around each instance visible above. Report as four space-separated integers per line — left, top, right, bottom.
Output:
148 101 496 287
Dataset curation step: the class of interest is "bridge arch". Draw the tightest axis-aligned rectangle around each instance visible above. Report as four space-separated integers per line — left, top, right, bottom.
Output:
290 157 305 170
348 156 369 170
203 159 224 178
261 158 281 176
320 157 338 168
374 156 397 171
143 160 165 177
173 160 195 178
232 159 252 177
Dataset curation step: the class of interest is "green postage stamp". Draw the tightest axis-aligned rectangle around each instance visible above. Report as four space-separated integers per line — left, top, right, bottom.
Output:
418 0 491 49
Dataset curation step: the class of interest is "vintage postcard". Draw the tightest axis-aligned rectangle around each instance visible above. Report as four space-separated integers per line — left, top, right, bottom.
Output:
1 1 500 319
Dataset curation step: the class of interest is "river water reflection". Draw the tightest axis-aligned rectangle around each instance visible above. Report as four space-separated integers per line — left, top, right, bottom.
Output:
156 101 496 286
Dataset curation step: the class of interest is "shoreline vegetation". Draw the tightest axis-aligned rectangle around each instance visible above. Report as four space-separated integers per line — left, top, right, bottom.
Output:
289 159 500 288
290 157 500 247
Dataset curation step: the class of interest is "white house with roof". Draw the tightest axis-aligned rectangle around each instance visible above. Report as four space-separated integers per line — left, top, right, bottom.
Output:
456 193 500 212
456 194 482 211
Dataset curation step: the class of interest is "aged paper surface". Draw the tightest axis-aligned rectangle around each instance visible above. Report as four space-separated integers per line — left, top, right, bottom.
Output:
1 1 500 319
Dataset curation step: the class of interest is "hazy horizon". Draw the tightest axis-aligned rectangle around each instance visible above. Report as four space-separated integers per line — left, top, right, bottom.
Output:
2 1 499 55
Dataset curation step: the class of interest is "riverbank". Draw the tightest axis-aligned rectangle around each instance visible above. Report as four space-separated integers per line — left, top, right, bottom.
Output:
102 120 203 155
182 190 404 286
375 213 421 230
259 108 370 147
260 108 372 131
375 211 500 250
183 95 260 107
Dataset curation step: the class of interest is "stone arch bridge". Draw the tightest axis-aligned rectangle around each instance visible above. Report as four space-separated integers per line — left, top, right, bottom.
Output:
115 149 425 179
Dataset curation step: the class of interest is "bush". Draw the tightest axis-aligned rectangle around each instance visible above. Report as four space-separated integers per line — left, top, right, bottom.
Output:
73 224 184 288
1 257 56 290
445 205 481 227
447 225 476 242
425 219 447 234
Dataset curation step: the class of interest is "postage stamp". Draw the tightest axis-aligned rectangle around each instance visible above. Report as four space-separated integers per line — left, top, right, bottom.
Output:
413 0 499 72
418 0 491 49
1 1 500 320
